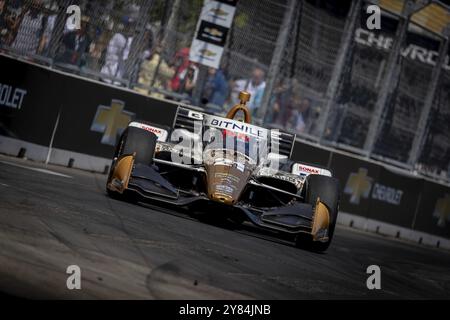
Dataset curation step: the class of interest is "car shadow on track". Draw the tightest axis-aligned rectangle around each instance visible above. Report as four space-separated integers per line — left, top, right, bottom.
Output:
125 196 325 254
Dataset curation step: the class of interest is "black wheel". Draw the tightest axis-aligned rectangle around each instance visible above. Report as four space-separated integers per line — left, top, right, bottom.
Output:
106 125 157 200
121 126 157 165
296 174 339 252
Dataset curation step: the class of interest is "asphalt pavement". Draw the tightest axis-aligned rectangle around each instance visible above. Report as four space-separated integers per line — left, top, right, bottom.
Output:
0 154 449 299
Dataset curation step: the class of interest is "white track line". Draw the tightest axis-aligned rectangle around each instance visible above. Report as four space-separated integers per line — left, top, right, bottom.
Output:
0 160 72 178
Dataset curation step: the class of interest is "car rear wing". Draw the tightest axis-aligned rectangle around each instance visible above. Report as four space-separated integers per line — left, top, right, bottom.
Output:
269 130 296 159
173 106 296 158
173 106 204 133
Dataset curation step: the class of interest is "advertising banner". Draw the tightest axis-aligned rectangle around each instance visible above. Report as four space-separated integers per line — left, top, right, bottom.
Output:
0 55 60 146
51 73 178 158
189 0 238 69
329 153 382 219
0 55 179 158
413 180 450 238
367 167 422 228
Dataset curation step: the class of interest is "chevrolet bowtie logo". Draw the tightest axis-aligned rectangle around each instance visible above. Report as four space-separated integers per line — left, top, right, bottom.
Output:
209 8 228 17
204 27 223 37
344 168 373 205
434 194 450 227
199 49 217 57
91 100 135 146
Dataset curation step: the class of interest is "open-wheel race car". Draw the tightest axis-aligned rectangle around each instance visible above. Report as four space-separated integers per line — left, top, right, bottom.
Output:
106 91 340 251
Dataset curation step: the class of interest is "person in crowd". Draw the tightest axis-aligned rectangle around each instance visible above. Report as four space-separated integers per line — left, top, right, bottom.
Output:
268 78 294 125
177 62 199 98
0 0 22 46
168 47 199 99
201 67 228 108
85 20 109 71
128 24 155 85
281 95 299 129
134 44 174 98
56 15 91 66
100 15 134 85
0 0 7 46
169 47 199 98
169 47 190 92
290 97 312 133
36 0 59 55
140 23 154 61
230 67 266 113
10 0 45 54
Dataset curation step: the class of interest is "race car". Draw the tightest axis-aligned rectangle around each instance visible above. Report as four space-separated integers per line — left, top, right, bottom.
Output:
106 91 340 251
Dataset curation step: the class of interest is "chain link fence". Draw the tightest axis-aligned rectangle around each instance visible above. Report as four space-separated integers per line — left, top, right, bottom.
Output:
266 0 349 140
0 0 449 183
328 7 405 153
418 60 450 180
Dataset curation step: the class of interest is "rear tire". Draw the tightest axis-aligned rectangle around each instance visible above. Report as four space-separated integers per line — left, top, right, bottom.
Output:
296 174 339 252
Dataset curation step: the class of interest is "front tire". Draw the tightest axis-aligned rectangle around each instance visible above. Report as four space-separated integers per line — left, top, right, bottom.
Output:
296 174 339 252
106 125 157 201
120 126 157 165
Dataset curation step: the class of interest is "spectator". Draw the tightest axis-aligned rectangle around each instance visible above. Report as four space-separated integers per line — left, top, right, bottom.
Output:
37 0 58 54
100 16 134 85
56 16 91 66
140 23 154 61
134 45 174 98
169 47 190 92
282 95 300 129
269 78 293 125
177 63 198 97
0 0 7 46
201 67 228 108
1 0 23 46
291 97 312 133
168 47 200 100
85 22 109 71
230 67 266 112
10 0 45 54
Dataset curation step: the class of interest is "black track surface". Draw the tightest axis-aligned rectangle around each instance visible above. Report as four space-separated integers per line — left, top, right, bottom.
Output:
0 154 449 299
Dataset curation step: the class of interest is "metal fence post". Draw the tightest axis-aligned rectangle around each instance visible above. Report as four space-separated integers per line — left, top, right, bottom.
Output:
161 0 180 52
408 24 450 167
125 0 155 87
317 0 363 142
256 0 297 124
363 0 424 155
47 0 72 65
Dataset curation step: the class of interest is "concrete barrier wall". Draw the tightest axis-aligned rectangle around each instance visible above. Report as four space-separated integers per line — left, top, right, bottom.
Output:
1 54 449 245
